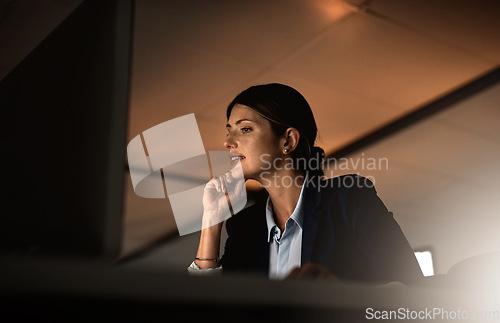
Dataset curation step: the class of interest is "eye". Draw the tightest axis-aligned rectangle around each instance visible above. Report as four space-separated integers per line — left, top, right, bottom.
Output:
240 127 252 134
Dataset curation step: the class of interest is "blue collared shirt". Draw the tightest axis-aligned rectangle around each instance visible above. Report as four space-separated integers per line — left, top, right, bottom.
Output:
266 180 306 280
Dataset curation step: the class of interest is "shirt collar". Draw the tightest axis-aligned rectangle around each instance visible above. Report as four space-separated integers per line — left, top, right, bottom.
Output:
265 175 307 242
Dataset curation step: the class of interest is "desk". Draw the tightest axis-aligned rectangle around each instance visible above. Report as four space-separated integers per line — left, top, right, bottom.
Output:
0 257 498 322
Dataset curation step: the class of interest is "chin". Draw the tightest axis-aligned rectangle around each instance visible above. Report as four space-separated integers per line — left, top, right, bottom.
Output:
241 169 259 182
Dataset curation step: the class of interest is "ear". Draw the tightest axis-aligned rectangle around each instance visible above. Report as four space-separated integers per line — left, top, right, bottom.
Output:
282 127 300 154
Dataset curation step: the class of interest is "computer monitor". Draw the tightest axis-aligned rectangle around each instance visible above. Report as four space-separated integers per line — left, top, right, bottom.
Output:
0 0 134 259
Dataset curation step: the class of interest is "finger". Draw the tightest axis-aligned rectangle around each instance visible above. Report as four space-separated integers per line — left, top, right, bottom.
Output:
213 177 222 192
285 267 302 280
319 270 335 279
299 263 320 278
285 263 334 280
288 265 316 280
220 175 228 193
205 176 216 188
225 170 234 184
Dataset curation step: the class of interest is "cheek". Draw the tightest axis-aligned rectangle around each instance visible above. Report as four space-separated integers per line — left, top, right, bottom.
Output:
255 143 276 162
246 134 281 160
263 141 281 158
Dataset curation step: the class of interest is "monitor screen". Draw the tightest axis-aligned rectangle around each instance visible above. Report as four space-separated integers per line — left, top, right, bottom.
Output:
0 0 134 259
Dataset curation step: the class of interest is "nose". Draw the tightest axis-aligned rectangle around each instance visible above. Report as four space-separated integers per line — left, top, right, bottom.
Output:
224 132 237 149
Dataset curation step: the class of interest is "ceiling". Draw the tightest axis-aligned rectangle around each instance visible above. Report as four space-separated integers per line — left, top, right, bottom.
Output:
128 0 498 153
1 0 498 151
1 0 499 271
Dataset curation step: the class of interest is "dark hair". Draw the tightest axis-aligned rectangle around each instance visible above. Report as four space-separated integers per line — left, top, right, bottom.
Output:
226 83 324 179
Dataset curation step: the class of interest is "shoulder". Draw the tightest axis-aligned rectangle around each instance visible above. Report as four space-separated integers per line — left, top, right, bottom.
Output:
304 174 385 223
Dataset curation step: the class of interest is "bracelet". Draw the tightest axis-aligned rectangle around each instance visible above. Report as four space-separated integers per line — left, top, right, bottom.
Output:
195 257 219 262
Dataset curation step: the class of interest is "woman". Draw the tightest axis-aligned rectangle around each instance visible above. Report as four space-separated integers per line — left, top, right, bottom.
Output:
189 83 422 283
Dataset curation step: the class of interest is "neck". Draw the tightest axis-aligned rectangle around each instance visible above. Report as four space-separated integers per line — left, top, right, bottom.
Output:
259 170 305 231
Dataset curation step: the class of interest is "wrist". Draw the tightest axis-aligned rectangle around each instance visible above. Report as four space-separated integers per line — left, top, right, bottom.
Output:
196 224 223 269
201 221 223 234
194 256 220 268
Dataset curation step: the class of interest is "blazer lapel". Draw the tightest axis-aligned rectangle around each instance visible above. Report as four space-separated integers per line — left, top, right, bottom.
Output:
251 200 271 274
301 181 324 265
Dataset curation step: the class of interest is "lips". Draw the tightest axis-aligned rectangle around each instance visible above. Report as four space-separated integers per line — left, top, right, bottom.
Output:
229 152 246 163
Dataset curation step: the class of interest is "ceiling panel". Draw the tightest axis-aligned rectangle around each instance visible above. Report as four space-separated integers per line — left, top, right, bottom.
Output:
433 83 500 142
356 114 500 184
129 36 262 141
371 0 500 63
272 12 492 111
135 0 358 68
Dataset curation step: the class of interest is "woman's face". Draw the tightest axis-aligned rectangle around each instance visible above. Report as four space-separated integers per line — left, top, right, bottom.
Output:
224 104 284 181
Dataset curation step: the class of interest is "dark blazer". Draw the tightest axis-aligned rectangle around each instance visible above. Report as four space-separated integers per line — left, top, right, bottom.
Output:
220 174 423 284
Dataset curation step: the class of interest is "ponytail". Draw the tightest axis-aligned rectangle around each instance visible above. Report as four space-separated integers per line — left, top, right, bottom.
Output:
306 146 325 180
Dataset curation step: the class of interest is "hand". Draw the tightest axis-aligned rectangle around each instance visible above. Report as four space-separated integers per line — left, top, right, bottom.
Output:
286 262 338 280
201 161 246 229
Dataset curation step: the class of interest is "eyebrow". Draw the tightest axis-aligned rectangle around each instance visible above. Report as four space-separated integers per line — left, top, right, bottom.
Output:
226 118 253 128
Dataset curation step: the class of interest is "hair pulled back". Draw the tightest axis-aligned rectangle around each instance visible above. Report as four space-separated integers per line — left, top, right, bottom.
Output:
226 83 324 179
